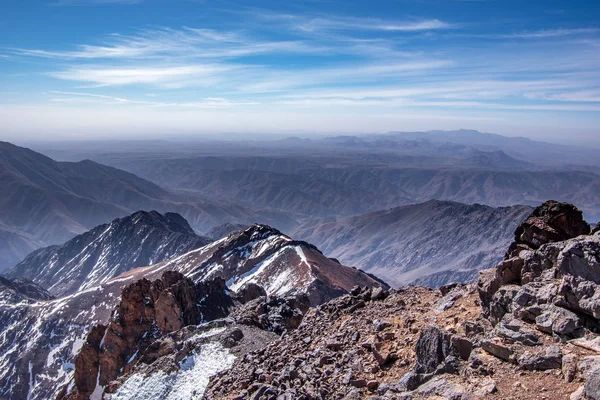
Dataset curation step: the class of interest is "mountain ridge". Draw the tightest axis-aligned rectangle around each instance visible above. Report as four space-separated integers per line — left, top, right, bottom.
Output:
292 200 533 287
6 210 211 297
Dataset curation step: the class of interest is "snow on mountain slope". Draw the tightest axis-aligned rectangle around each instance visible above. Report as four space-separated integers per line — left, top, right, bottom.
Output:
6 211 210 297
0 224 384 400
0 276 130 400
131 224 387 305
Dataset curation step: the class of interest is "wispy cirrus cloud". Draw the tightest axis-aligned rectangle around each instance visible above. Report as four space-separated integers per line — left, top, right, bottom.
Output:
9 26 334 61
48 64 247 87
293 16 455 33
502 28 600 39
48 91 255 107
4 5 600 136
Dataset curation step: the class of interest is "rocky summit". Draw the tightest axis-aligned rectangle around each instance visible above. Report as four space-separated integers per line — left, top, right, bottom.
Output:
201 201 600 400
3 201 600 400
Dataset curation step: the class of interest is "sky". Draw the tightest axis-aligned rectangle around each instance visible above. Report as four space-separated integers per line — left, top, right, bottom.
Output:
0 0 599 144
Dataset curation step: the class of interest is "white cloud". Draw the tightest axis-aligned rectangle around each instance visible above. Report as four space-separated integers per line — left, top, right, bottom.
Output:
294 16 454 33
48 90 258 108
4 7 600 137
48 64 245 87
503 28 600 39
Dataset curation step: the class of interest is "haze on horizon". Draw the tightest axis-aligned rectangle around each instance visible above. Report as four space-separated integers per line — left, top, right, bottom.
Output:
0 0 599 145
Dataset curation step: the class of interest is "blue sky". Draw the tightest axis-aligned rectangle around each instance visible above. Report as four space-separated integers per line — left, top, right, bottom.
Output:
0 0 599 143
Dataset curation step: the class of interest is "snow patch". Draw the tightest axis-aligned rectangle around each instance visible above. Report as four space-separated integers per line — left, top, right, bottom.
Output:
108 342 235 400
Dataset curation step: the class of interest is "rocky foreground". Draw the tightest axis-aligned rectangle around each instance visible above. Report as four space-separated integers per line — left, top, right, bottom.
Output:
10 200 600 400
202 201 600 400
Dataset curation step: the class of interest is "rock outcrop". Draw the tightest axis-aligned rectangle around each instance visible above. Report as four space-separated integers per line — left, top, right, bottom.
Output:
60 270 322 399
479 200 598 337
64 271 203 399
505 200 590 259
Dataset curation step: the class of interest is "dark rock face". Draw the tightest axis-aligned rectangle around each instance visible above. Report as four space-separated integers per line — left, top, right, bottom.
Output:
7 211 210 297
72 325 106 396
507 200 589 258
478 201 599 338
398 325 471 390
234 282 267 304
196 277 235 322
230 294 311 335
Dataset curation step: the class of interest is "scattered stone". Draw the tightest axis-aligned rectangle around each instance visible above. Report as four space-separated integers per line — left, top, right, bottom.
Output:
495 317 540 346
474 377 497 397
481 340 514 362
371 287 388 301
563 354 578 383
373 319 392 332
519 346 562 371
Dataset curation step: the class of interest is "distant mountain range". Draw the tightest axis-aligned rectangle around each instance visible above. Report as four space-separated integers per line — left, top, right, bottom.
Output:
46 130 600 221
2 130 599 400
0 142 295 270
5 210 210 297
292 200 533 287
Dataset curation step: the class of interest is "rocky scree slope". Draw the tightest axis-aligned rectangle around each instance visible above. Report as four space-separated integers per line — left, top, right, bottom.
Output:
6 210 210 297
204 200 600 400
293 200 532 287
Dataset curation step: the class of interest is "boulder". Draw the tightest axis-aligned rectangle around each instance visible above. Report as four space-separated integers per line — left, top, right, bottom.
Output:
477 268 501 313
585 369 600 400
495 317 541 346
487 285 520 326
557 275 600 319
509 200 589 258
480 340 514 362
518 346 562 371
535 305 583 339
556 235 600 284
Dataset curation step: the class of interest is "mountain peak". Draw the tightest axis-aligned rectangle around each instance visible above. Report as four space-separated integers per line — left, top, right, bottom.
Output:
7 211 210 296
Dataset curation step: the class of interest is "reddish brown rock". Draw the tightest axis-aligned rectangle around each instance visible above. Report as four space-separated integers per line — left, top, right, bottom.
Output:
63 271 201 400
